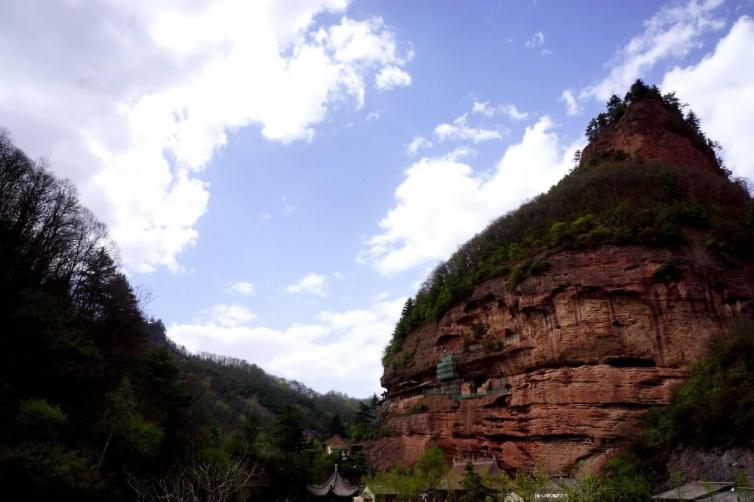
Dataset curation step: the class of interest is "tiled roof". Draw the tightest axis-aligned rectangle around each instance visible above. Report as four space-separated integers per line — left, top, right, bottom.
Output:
438 457 503 491
326 434 350 449
307 466 361 498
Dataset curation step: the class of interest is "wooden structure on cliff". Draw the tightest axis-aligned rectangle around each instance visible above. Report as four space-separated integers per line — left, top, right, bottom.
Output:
388 352 513 402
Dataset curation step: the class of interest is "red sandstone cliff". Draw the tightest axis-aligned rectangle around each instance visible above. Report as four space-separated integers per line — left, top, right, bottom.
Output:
367 95 754 476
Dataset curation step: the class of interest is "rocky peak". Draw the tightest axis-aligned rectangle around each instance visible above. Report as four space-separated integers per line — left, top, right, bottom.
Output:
580 94 721 175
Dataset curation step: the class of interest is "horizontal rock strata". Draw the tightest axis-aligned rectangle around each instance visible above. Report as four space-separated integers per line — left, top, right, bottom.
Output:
368 244 754 474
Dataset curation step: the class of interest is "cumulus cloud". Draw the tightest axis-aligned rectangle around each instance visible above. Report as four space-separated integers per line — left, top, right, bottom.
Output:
434 113 505 143
229 281 255 295
472 101 528 121
662 16 754 181
375 65 412 90
207 304 257 328
0 1 411 272
565 0 724 110
287 273 328 296
168 297 405 395
406 135 433 156
362 116 583 275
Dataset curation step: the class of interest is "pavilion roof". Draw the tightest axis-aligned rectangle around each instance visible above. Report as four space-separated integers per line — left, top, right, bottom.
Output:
307 466 361 498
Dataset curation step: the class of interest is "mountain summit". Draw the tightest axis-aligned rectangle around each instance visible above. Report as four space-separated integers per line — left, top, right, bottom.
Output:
581 81 722 175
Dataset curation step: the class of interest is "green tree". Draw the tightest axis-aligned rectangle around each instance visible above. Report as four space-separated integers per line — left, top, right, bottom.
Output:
329 413 346 436
415 446 449 491
273 405 305 453
98 379 163 467
459 462 488 502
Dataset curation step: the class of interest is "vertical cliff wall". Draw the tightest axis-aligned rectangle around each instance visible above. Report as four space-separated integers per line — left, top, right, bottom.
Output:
369 244 754 474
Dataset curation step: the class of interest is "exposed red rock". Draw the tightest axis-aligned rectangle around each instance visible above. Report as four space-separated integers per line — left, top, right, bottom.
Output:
580 96 721 175
367 242 754 475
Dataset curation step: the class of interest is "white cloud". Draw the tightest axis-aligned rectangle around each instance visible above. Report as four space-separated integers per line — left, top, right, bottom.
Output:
573 0 725 106
207 304 257 328
366 110 382 121
0 1 411 272
168 297 406 395
362 116 584 274
434 113 505 143
229 281 255 295
287 273 328 296
525 31 545 48
560 89 582 116
406 135 433 155
375 65 412 90
282 195 296 214
662 15 754 181
472 100 529 121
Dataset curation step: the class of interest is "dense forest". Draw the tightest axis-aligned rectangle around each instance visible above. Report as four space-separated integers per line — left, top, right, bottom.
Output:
383 80 754 367
0 129 370 500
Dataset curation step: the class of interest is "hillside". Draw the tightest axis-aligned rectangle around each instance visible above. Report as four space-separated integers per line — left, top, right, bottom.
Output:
370 81 754 474
0 129 361 500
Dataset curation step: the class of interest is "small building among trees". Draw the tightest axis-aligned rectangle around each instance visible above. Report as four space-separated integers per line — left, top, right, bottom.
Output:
326 434 351 457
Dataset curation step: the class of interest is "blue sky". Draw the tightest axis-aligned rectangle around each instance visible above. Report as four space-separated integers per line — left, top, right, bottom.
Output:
2 0 754 396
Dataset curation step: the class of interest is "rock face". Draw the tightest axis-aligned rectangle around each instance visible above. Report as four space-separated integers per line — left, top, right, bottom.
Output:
368 244 754 474
581 96 721 175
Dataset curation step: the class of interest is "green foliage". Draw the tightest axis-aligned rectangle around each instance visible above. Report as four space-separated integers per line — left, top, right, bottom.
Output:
362 446 449 500
362 465 425 500
181 351 361 436
328 413 346 436
382 81 753 366
350 395 381 442
390 348 415 369
415 446 448 490
272 405 306 453
0 130 364 501
459 462 488 502
589 320 754 494
405 401 428 415
483 338 504 352
15 399 67 440
653 259 681 283
648 319 754 448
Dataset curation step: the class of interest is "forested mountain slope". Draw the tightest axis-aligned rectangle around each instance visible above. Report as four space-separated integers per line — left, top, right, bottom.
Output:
0 129 361 500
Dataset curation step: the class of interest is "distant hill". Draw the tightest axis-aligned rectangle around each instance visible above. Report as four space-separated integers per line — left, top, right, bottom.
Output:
176 349 362 433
